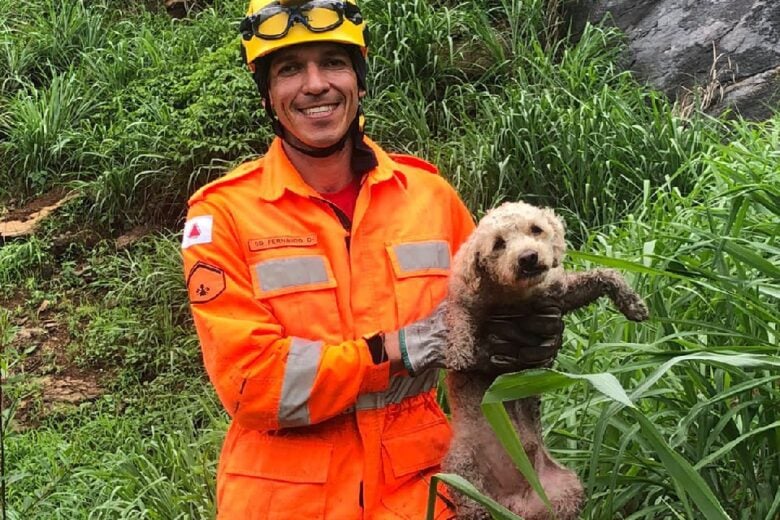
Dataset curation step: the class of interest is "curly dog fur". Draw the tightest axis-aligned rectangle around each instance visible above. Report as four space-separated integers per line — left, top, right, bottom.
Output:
443 201 649 520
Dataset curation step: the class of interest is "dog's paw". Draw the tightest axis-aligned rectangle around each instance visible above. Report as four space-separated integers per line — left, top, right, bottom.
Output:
621 294 649 322
453 502 492 520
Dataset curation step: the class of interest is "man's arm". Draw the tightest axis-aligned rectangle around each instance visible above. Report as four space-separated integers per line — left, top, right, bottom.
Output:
183 200 391 431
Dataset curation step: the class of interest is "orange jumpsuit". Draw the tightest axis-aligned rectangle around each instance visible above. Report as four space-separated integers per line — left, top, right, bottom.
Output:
182 136 475 519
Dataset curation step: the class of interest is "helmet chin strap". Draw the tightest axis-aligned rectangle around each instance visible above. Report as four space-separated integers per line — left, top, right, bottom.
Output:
274 108 363 158
281 128 351 158
278 111 378 174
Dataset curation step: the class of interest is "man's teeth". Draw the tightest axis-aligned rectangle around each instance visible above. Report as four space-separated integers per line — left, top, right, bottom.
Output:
302 104 336 115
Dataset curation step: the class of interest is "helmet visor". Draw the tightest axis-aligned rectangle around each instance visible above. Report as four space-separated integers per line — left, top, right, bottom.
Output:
241 0 362 41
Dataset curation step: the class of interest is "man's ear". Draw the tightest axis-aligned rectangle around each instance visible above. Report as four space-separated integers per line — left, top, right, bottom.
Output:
263 97 276 115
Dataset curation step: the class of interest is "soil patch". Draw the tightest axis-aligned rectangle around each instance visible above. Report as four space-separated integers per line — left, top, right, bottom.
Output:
29 374 102 410
0 189 77 239
115 225 153 249
2 188 68 222
2 300 107 430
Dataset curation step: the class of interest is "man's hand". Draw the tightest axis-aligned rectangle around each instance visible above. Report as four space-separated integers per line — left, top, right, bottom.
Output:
473 297 564 374
370 296 564 376
366 302 448 376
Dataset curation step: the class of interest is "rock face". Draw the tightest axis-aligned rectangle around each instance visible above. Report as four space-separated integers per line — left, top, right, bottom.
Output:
567 0 780 119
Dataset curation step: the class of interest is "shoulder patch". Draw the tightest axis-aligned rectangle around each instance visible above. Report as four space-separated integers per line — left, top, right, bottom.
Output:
187 261 226 304
182 215 213 249
388 154 439 175
188 158 264 205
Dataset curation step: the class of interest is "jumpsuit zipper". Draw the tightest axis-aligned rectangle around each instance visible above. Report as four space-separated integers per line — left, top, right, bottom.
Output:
314 196 353 252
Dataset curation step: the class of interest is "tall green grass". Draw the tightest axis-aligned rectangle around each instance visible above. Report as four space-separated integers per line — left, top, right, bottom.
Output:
58 236 200 384
2 234 213 519
366 0 717 233
0 238 48 288
0 73 95 194
0 0 777 518
4 386 223 520
0 0 111 100
438 117 778 519
491 118 777 519
1 0 716 234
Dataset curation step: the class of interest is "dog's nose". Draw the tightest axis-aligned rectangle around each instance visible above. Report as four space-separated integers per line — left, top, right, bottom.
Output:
517 250 538 271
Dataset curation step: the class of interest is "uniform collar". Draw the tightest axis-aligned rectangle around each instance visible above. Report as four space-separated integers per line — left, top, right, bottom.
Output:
363 136 402 186
257 137 404 202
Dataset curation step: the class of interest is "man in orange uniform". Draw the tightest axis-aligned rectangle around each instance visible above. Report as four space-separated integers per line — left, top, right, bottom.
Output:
181 1 564 518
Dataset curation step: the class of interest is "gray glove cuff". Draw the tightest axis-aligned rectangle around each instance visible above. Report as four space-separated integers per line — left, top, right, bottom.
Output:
399 301 447 376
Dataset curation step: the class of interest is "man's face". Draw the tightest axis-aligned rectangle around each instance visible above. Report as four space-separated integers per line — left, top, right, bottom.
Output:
267 43 362 150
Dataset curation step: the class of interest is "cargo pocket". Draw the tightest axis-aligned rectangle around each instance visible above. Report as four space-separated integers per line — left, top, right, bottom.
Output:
385 239 451 325
380 415 453 519
250 252 340 339
222 434 333 520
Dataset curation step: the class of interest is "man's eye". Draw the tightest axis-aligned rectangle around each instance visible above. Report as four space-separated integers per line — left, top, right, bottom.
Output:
325 58 348 68
276 63 300 75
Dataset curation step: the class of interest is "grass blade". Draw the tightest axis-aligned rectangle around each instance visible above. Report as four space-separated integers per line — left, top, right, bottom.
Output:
427 473 520 520
630 411 731 520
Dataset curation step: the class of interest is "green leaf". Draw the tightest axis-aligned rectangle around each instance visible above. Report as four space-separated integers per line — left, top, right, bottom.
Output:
567 250 689 280
630 411 731 520
481 367 741 519
629 353 780 402
694 420 780 470
477 370 633 519
482 369 634 408
481 401 553 515
764 487 780 520
427 473 520 520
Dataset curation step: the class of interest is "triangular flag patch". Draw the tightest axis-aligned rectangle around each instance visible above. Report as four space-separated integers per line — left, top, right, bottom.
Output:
182 215 213 249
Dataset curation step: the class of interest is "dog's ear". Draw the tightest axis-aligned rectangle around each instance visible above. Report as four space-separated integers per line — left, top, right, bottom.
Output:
468 251 486 292
542 207 567 266
453 236 483 294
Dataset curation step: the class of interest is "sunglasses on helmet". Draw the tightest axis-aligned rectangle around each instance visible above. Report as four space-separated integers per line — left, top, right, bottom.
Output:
240 0 363 41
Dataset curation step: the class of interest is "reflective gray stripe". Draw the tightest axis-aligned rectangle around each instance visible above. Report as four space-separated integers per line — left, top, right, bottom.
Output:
255 256 329 292
355 369 437 411
278 338 323 428
393 241 450 272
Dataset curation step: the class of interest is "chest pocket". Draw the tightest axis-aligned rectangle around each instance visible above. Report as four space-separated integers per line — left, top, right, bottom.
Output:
386 239 451 326
250 252 340 340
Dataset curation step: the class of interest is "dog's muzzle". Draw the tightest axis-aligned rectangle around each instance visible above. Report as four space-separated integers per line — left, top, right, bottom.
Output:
515 250 548 279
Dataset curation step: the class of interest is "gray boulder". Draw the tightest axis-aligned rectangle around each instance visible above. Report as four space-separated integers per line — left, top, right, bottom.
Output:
567 0 780 119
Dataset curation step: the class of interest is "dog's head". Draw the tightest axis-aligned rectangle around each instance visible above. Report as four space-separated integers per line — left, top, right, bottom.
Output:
455 201 566 292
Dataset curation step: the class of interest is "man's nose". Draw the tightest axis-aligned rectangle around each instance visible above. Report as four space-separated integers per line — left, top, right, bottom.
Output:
302 63 329 95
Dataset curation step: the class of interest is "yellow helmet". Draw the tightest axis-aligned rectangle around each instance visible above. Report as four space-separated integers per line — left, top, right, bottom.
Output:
240 0 367 70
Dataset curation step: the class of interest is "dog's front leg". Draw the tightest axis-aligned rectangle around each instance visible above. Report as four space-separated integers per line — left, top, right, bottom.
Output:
444 296 483 371
559 269 649 321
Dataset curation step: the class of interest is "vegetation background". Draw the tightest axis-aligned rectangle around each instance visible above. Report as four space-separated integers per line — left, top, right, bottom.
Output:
0 0 777 518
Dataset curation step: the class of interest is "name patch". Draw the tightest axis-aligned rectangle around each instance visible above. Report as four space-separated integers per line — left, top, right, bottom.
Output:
249 234 318 251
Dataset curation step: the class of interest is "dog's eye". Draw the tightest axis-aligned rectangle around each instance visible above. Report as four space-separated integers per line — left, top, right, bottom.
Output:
493 237 506 251
530 225 543 235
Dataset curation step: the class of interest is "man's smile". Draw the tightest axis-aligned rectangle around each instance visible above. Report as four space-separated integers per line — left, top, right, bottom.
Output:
298 103 340 118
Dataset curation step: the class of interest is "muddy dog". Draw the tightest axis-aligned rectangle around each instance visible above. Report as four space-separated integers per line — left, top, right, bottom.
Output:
443 201 649 519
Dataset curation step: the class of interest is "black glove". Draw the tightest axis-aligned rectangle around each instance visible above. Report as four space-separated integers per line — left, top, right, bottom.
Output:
474 297 564 374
